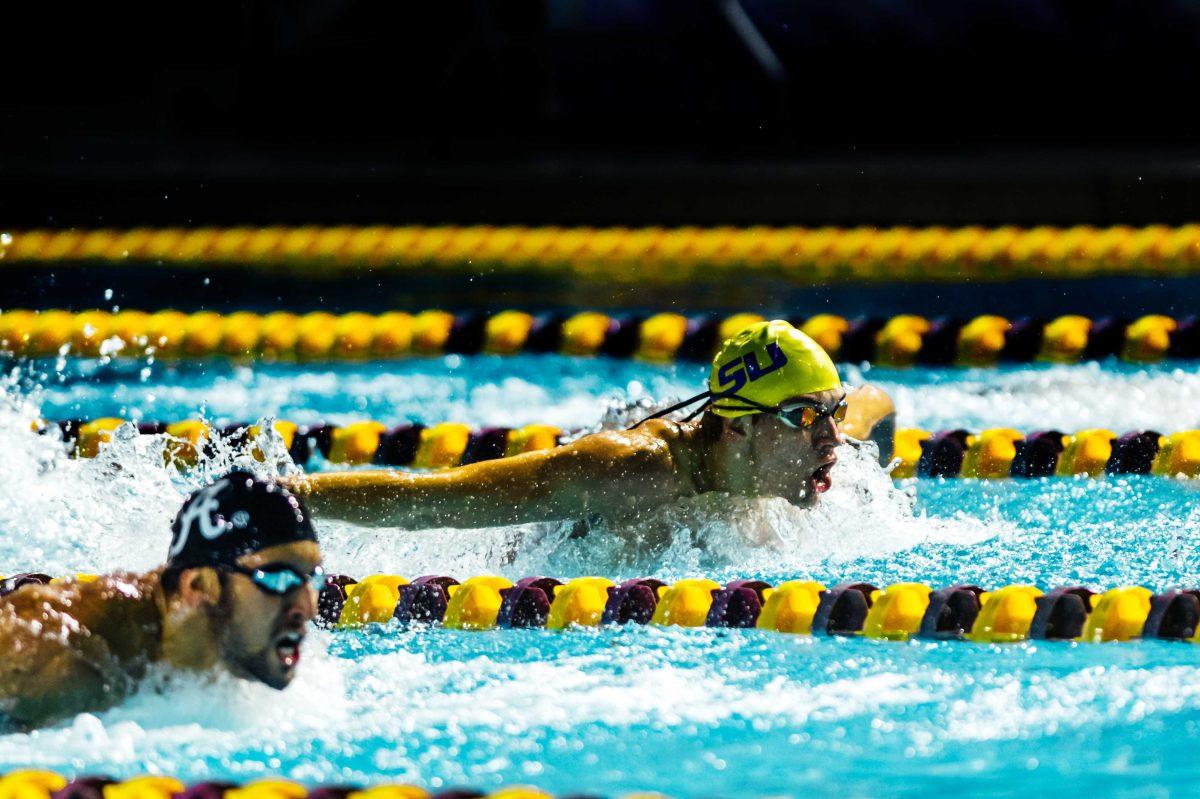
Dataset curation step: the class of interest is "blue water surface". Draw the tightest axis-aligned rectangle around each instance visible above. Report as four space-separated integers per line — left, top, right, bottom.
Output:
10 354 1200 432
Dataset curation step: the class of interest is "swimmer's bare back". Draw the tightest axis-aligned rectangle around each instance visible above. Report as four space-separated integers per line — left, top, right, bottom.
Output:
0 574 161 727
290 421 699 529
290 385 895 531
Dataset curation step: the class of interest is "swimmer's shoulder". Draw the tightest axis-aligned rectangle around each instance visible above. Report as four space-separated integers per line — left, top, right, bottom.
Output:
0 573 160 658
844 383 897 464
631 418 691 443
564 422 682 469
552 422 703 504
0 579 77 621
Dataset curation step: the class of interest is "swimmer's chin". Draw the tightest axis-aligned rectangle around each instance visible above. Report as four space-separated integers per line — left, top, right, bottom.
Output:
224 652 297 691
787 489 821 509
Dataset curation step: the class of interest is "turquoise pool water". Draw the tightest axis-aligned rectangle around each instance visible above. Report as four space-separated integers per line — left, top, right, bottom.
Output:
15 355 1200 433
0 354 1198 798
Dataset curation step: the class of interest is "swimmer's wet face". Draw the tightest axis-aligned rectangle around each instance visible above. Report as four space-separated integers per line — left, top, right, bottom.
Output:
741 388 846 508
215 541 322 689
703 319 845 508
166 470 322 689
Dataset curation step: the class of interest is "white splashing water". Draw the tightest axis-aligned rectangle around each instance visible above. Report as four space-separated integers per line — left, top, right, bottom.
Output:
0 376 297 576
0 635 351 778
857 361 1200 432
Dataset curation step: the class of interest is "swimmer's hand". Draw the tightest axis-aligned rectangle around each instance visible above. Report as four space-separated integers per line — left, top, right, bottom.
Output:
842 384 895 465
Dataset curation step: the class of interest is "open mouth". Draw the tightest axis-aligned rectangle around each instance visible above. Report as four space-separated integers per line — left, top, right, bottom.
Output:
809 461 836 495
275 631 304 669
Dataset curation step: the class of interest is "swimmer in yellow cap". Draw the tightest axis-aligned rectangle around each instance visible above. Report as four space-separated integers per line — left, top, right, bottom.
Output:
290 320 895 530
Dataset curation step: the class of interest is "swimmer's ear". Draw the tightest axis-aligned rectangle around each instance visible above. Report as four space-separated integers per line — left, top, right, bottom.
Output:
177 567 222 607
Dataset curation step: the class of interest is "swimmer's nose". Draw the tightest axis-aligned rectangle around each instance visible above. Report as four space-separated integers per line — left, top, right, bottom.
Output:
287 585 318 626
811 415 843 449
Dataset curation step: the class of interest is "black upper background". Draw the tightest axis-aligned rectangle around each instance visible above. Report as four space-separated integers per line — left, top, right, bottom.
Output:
4 1 1200 227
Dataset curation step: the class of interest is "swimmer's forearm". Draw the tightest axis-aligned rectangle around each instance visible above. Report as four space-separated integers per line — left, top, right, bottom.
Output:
288 465 572 529
288 471 453 528
288 436 674 530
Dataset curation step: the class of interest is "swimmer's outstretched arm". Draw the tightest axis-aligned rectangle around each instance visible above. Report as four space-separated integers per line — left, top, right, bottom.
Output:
289 430 682 529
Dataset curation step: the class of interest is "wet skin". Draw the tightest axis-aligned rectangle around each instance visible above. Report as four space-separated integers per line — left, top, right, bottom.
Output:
292 384 894 530
0 541 321 728
730 387 846 510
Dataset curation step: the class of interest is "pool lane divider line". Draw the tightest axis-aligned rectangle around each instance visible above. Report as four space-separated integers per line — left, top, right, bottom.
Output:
3 575 1195 643
0 771 571 799
41 418 1200 479
1 309 1196 366
4 224 1200 283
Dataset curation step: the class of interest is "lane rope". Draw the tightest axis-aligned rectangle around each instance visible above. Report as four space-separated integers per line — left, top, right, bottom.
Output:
3 224 1200 283
3 574 1195 643
0 772 572 799
42 419 1200 479
1 309 1195 366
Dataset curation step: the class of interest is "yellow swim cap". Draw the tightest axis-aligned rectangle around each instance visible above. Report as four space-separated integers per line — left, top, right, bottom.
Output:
709 320 841 418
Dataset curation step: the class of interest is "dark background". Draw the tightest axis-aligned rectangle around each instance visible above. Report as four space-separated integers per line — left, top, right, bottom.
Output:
4 0 1200 228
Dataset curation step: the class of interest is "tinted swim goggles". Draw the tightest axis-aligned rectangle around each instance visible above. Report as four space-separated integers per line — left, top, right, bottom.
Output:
717 395 848 429
226 563 327 596
630 390 847 430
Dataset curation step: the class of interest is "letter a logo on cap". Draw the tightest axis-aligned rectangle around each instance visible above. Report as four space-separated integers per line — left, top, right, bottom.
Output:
169 477 231 558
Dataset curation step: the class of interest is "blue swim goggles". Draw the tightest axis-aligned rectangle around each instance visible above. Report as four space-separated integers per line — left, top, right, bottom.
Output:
227 563 327 596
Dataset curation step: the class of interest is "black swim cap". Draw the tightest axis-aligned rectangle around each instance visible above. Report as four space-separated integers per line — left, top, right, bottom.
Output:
167 471 317 569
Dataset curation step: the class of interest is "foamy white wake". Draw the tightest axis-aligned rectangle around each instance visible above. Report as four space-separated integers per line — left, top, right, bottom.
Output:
857 361 1200 432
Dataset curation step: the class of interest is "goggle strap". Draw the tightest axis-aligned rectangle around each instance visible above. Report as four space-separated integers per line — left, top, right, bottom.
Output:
628 391 845 428
709 393 776 416
711 403 767 413
627 391 714 429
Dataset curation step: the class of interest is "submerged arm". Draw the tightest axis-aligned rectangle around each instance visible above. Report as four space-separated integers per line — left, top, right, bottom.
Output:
289 429 683 529
0 589 128 728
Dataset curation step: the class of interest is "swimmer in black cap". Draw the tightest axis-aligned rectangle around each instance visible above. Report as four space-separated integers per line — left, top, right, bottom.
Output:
0 471 324 728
